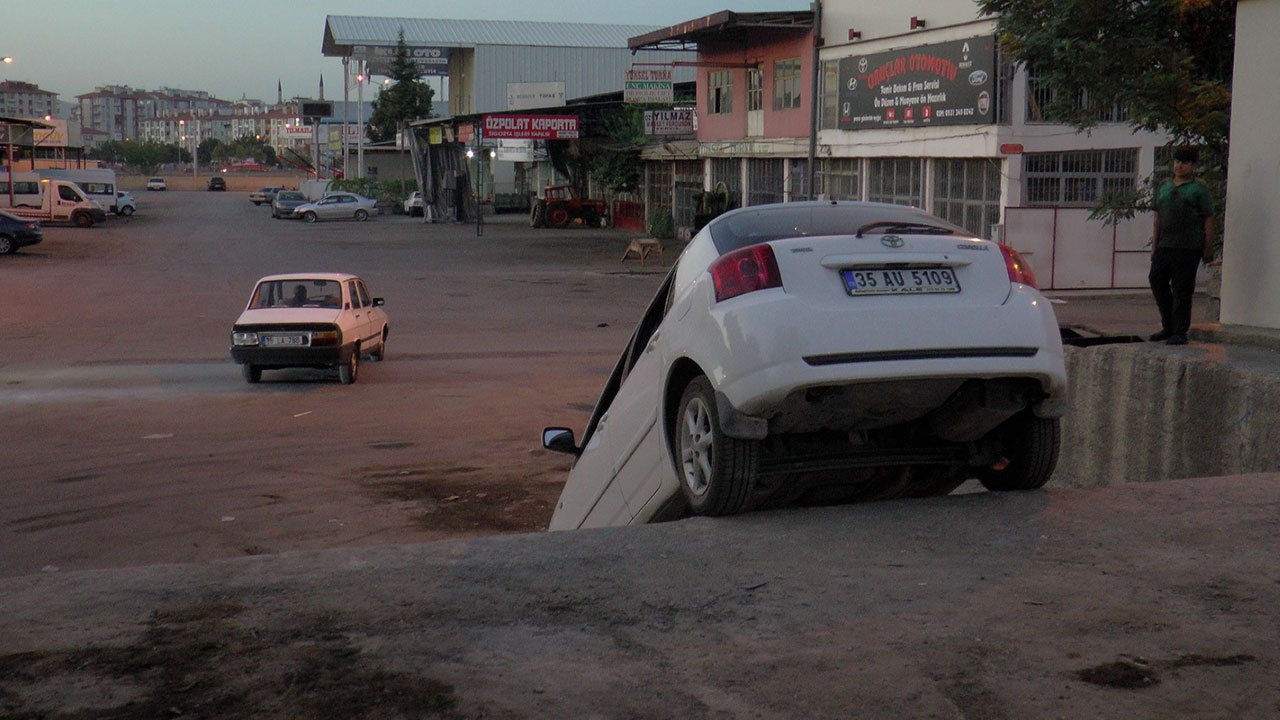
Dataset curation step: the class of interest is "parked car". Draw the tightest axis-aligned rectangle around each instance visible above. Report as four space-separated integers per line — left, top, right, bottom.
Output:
229 273 389 385
541 201 1068 530
403 191 425 216
113 191 136 216
249 186 285 205
207 176 227 191
292 192 377 223
0 210 43 254
271 190 309 219
146 177 166 191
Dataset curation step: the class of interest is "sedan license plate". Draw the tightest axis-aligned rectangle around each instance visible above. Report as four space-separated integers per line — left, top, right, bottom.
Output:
842 267 961 296
262 334 308 347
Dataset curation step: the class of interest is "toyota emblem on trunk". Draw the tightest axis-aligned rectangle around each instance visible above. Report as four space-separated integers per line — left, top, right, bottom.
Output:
881 235 904 248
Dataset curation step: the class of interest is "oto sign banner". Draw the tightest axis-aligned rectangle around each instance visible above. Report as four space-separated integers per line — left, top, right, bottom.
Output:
351 45 451 76
482 115 579 140
838 35 997 130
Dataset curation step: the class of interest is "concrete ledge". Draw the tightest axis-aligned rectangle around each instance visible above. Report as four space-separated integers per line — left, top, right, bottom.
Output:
1058 341 1280 487
1190 322 1280 353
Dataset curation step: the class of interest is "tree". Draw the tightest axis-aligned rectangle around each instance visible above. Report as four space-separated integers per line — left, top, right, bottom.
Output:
591 106 645 196
114 140 180 174
978 0 1236 225
366 29 436 143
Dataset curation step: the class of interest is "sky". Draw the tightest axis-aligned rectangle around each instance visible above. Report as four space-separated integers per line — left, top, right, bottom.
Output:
3 0 808 106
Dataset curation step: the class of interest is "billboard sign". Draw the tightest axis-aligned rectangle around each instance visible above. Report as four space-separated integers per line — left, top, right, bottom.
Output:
482 115 579 140
837 35 997 130
625 66 674 104
644 109 695 136
352 45 451 77
507 82 566 110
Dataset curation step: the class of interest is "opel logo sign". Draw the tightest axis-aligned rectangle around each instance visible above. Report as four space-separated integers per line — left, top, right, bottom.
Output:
881 235 905 248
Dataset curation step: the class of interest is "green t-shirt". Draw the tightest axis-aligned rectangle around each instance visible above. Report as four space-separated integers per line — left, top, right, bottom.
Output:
1154 179 1213 250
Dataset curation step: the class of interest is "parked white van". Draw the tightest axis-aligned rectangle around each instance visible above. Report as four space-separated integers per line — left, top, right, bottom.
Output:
34 168 120 213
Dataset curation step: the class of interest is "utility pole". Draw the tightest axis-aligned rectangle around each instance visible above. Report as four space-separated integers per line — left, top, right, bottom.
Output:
806 0 823 200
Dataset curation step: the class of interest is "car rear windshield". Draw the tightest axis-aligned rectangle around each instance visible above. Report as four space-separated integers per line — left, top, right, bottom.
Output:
250 280 343 309
277 191 304 201
707 202 965 256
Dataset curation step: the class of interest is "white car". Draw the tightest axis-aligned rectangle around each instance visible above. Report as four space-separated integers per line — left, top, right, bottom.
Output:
404 191 425 216
146 177 166 191
113 191 136 216
292 192 377 223
542 201 1068 530
229 273 389 384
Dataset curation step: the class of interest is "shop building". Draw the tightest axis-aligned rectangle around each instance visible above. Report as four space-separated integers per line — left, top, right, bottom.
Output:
631 2 1170 290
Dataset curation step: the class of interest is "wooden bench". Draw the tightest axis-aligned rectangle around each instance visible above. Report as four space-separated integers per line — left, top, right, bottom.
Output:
622 238 664 266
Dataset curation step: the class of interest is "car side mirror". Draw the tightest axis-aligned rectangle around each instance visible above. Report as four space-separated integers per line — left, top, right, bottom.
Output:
542 427 579 456
372 298 385 307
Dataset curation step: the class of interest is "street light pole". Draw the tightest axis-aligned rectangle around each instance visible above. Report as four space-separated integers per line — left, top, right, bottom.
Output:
356 61 365 179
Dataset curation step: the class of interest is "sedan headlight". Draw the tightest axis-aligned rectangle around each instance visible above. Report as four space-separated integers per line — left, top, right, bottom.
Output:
232 331 260 346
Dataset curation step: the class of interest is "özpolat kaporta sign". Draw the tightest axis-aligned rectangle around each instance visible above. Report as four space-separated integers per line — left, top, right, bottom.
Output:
482 115 579 140
838 35 997 130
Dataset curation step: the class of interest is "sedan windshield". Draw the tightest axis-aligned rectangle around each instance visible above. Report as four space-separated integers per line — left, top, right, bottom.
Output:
249 280 343 309
708 203 965 256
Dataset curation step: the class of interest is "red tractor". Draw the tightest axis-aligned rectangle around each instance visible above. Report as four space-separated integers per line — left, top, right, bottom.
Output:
530 185 608 229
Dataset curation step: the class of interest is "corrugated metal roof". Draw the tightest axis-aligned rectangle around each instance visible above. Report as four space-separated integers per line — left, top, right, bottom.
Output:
323 15 666 53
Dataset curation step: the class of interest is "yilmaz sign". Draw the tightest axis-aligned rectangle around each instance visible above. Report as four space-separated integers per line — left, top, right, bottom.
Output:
838 36 997 130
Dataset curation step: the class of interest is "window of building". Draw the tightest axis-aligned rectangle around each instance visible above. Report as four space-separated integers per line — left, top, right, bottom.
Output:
1023 149 1138 207
708 71 734 114
933 158 1003 240
746 69 763 112
1025 69 1129 124
674 160 703 229
747 158 785 206
820 60 840 130
646 161 674 222
788 159 811 201
773 58 802 110
866 158 924 207
819 158 861 201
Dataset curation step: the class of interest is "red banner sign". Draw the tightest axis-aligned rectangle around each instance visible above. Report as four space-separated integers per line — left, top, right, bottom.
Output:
483 114 579 140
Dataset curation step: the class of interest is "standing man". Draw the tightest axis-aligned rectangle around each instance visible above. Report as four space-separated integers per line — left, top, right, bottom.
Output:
1149 146 1216 345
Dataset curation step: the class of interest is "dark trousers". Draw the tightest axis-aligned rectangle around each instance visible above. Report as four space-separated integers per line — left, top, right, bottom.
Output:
1148 247 1202 335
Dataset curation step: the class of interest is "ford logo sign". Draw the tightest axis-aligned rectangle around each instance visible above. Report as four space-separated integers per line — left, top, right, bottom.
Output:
968 70 988 86
881 235 905 248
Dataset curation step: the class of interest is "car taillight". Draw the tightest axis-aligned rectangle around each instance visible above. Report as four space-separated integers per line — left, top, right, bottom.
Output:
711 244 784 302
999 244 1038 289
311 329 340 346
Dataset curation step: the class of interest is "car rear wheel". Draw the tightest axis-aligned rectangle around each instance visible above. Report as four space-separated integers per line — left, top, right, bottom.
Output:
354 209 369 221
72 212 93 228
303 211 318 223
339 350 358 384
242 364 262 384
676 376 759 516
119 206 134 216
975 413 1060 491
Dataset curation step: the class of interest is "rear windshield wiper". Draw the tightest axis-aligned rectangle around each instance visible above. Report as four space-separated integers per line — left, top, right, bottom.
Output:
855 221 958 238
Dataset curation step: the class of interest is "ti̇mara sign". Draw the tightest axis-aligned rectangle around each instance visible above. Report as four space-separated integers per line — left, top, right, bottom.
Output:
625 66 673 104
351 45 451 77
838 35 997 130
482 115 579 140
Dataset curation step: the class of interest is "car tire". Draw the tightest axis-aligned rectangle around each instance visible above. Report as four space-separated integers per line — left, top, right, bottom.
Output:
339 349 358 384
303 211 318 223
530 199 546 227
675 376 759 516
0 234 15 255
975 413 1061 491
547 204 571 229
354 209 369 221
72 212 93 228
370 328 387 361
119 206 134 216
242 364 262 384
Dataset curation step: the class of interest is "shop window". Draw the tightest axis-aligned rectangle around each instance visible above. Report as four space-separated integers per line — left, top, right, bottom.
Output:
773 58 802 110
819 158 861 201
1022 149 1137 207
932 158 1003 240
866 158 924 208
710 158 742 207
747 158 785 206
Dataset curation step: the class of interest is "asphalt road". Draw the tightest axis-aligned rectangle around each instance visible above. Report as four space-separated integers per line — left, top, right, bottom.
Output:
0 192 668 578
